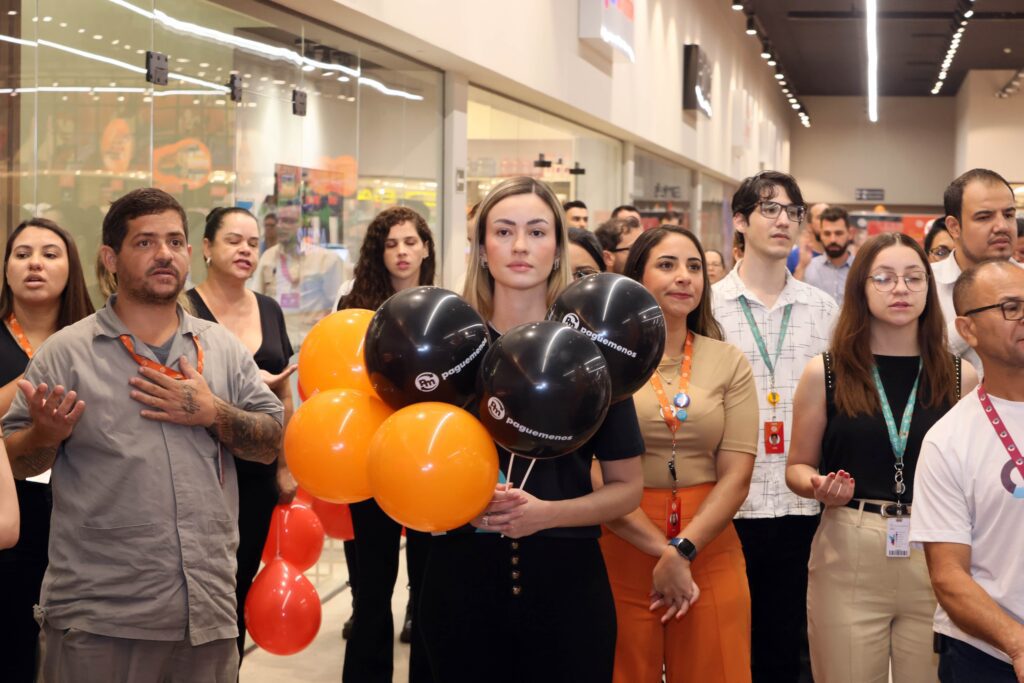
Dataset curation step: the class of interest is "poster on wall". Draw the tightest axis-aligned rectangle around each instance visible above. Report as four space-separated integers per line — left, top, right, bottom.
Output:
275 163 348 245
683 44 713 118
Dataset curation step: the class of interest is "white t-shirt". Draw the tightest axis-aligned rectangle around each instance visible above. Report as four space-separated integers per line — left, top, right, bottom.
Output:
910 387 1024 664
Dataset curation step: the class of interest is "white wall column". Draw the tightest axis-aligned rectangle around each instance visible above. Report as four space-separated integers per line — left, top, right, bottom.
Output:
442 72 469 290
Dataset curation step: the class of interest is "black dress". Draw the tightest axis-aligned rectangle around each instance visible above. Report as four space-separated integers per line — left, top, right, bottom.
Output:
186 289 293 659
417 323 645 683
821 353 960 503
0 325 51 683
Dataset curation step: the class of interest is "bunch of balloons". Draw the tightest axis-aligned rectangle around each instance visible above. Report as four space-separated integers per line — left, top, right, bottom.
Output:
284 276 664 531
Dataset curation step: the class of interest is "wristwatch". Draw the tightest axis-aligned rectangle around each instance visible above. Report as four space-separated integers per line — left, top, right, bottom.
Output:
668 537 697 561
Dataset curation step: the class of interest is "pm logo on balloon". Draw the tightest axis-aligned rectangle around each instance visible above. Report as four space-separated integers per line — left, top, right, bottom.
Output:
487 397 506 421
415 372 440 392
561 313 580 329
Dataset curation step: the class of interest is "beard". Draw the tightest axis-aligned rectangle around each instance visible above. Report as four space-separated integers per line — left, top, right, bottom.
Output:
118 267 186 304
824 242 849 258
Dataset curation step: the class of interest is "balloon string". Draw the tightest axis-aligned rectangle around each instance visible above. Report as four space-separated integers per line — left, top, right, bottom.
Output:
506 452 516 488
519 458 537 491
275 507 282 558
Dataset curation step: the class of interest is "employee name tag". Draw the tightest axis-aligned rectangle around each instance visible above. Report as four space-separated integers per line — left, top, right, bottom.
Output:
764 421 785 455
280 292 300 309
886 517 911 558
666 497 681 539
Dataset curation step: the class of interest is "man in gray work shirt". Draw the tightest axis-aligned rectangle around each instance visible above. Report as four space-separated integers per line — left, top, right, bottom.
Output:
3 188 284 682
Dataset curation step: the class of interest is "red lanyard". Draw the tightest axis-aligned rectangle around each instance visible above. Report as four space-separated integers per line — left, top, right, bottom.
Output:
118 334 204 380
278 251 300 286
5 313 35 359
977 384 1024 481
649 332 695 435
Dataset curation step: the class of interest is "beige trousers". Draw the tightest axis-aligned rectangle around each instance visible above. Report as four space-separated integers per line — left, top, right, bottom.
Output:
807 504 939 683
39 624 238 683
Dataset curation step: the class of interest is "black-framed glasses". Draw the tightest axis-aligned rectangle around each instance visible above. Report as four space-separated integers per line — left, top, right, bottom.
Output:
928 246 952 259
757 201 806 222
962 299 1024 321
572 267 600 280
867 272 929 292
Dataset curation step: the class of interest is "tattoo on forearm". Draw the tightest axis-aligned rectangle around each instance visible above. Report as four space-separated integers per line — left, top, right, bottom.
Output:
182 386 199 417
207 398 282 464
12 445 59 479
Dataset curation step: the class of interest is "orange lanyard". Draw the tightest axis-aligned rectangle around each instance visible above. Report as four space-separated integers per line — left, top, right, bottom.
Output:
649 332 695 435
5 313 34 359
118 334 203 380
649 332 694 530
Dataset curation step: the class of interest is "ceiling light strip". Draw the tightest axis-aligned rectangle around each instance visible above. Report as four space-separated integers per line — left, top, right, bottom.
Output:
866 0 879 122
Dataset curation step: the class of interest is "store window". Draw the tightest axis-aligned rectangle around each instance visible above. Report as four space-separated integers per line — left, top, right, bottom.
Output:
2 0 443 348
633 148 693 230
467 86 621 222
698 176 731 254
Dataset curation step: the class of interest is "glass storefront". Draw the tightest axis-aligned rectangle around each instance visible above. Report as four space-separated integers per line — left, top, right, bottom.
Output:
633 148 693 230
467 86 621 222
2 0 444 347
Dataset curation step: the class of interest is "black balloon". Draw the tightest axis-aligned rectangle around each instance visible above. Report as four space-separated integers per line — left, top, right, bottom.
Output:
478 321 611 459
365 287 490 410
547 272 666 402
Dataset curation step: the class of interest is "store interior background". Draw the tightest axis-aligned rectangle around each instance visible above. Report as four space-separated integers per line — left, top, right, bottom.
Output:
2 0 1024 672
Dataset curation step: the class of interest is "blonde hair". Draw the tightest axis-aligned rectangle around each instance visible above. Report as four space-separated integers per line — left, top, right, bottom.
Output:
462 177 571 321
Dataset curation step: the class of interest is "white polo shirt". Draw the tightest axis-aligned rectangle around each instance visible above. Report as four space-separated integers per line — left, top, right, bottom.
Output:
910 387 1024 664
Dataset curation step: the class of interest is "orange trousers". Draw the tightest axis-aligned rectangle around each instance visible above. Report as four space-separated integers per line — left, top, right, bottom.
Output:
600 484 752 683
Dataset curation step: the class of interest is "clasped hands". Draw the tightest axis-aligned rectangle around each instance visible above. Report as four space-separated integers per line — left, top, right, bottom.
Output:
470 484 551 539
650 548 701 624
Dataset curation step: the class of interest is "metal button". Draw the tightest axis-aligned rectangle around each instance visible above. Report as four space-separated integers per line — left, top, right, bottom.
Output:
510 541 519 550
511 570 521 580
512 585 522 596
511 555 520 566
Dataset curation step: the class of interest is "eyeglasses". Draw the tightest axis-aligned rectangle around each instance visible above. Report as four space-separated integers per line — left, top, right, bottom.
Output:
572 267 600 280
962 298 1024 321
757 201 806 222
928 246 952 258
867 272 929 292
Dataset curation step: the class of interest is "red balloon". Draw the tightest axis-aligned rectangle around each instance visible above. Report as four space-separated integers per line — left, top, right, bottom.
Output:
245 558 322 655
311 498 355 541
261 503 325 572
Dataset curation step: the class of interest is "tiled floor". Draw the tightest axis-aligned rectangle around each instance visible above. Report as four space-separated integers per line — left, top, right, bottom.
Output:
240 541 411 682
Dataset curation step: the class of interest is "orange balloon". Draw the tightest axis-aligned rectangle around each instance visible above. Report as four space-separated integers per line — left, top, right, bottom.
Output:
368 403 499 532
285 389 393 503
298 309 376 398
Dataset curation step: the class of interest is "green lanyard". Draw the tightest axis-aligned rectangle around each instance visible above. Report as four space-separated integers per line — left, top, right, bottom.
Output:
738 297 793 417
870 361 921 498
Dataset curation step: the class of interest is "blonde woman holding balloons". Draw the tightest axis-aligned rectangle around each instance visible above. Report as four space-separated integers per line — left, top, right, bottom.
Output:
417 176 645 683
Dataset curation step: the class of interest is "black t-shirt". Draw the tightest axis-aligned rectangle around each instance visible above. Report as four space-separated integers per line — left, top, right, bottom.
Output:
186 289 293 480
821 354 959 504
0 322 30 387
452 326 644 540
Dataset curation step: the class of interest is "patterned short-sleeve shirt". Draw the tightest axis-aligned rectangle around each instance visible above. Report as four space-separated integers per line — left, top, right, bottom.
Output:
712 266 839 518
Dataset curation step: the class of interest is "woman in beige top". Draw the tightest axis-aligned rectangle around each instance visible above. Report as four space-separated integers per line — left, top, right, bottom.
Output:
599 225 760 683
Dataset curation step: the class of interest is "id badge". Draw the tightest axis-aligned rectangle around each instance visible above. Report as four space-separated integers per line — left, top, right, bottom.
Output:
280 292 300 309
886 517 911 558
764 421 785 455
666 497 681 539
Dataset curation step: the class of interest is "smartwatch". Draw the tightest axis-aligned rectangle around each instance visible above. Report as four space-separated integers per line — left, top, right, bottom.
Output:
668 537 697 561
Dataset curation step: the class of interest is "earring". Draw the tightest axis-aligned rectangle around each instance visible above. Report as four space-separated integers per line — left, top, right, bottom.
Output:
205 256 211 266
553 257 560 269
481 260 488 270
